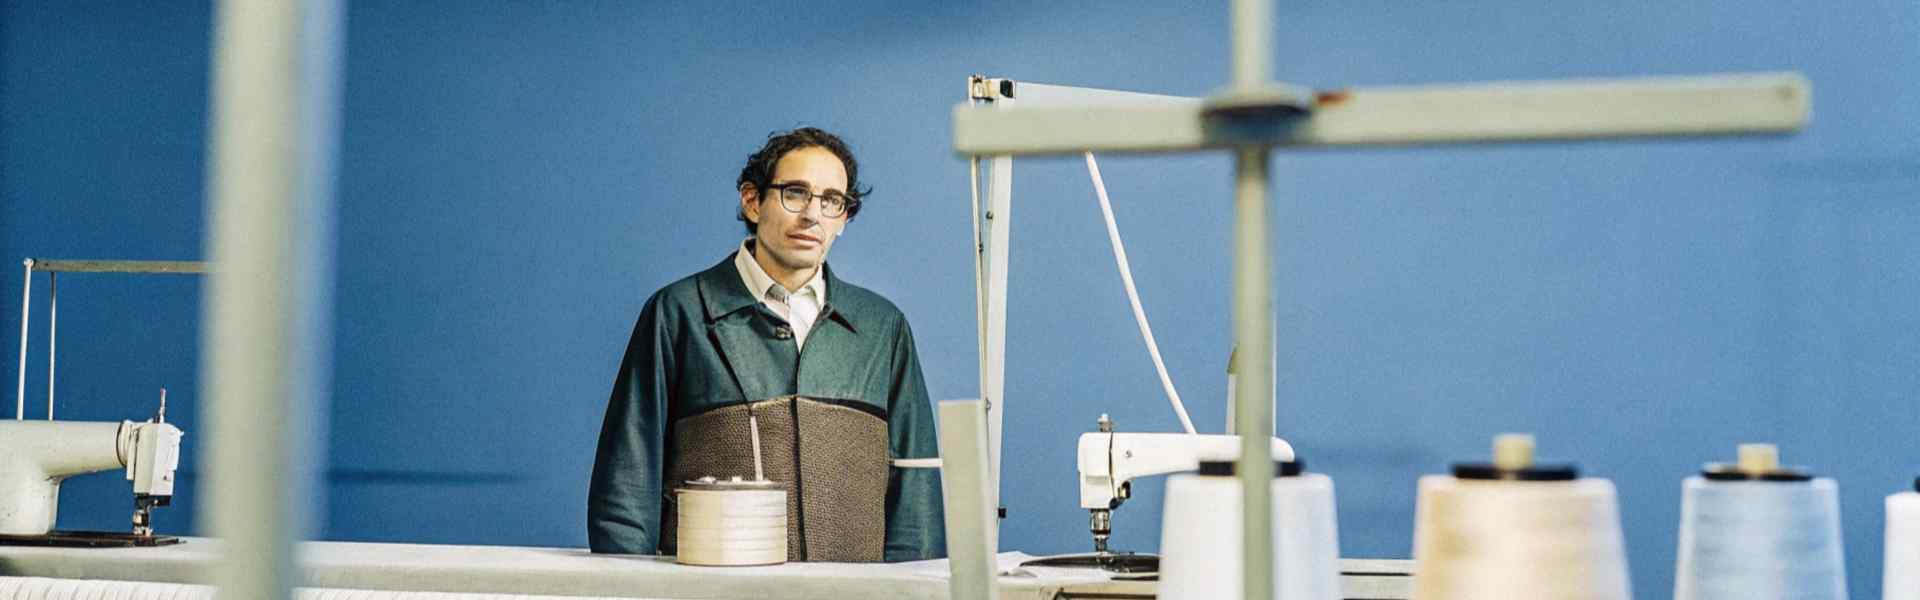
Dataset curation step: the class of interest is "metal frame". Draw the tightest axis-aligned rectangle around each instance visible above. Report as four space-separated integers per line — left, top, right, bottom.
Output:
13 259 209 421
956 73 1808 156
955 2 1809 599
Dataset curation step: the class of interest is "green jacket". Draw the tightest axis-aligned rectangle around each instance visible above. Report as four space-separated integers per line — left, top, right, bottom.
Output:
588 253 946 561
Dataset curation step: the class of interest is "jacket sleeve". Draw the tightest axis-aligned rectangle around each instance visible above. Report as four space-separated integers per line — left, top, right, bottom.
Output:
588 295 675 554
883 318 948 562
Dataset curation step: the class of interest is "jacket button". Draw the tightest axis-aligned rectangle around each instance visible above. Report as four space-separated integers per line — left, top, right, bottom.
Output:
773 326 793 340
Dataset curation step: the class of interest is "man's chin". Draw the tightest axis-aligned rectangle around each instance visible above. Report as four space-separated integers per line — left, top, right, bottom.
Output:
770 250 825 273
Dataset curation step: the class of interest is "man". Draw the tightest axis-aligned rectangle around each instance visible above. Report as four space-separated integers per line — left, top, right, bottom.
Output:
588 127 946 562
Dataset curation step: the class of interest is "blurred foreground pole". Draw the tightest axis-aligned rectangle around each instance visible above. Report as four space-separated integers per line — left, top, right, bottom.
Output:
1229 1 1276 600
201 1 342 599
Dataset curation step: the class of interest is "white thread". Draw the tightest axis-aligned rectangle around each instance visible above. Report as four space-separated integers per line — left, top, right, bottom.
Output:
1084 152 1196 435
1159 472 1340 600
1887 490 1920 600
1674 476 1847 600
674 487 788 566
1412 476 1631 600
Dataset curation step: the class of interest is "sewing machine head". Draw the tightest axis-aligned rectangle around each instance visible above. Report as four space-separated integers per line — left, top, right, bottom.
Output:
1075 414 1293 553
0 398 183 538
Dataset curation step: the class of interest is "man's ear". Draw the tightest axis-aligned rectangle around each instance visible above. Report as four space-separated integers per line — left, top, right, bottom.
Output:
739 184 761 225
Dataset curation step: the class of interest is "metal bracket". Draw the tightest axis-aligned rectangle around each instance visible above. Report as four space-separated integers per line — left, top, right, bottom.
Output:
968 75 1014 102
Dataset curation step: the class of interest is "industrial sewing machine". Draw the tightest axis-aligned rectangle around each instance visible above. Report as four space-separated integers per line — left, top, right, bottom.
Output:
1 259 198 547
0 396 184 546
1024 414 1295 573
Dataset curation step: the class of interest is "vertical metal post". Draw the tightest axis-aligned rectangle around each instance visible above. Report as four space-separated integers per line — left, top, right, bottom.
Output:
937 399 1001 600
45 272 55 420
1232 146 1274 600
1229 2 1275 600
203 1 342 599
15 260 30 420
982 154 1012 512
1231 0 1271 90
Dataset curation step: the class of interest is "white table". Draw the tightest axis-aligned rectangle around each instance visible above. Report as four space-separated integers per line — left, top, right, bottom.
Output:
0 539 1412 599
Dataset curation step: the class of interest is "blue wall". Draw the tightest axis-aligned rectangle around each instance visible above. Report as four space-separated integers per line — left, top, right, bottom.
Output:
4 3 1917 599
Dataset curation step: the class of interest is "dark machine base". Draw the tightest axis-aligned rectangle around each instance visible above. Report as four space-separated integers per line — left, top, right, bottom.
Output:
0 531 183 548
1023 551 1159 579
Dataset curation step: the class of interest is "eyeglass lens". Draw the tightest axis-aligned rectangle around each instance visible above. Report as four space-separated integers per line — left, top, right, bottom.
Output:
777 185 848 217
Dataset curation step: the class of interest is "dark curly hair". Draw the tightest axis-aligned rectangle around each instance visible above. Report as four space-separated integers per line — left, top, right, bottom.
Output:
735 127 870 234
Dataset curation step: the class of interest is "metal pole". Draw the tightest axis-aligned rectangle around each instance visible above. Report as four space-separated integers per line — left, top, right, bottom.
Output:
46 272 55 420
983 153 1014 512
203 1 342 599
1230 2 1275 600
1232 146 1275 600
15 259 30 420
1231 0 1271 90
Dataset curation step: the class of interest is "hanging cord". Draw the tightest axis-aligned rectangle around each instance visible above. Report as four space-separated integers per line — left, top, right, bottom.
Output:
1084 152 1197 435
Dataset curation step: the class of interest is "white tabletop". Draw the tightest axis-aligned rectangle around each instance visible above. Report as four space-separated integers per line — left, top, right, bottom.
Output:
0 539 1108 599
0 539 1412 599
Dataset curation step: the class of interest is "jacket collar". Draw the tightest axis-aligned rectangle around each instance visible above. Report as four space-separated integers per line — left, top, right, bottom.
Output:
697 250 867 334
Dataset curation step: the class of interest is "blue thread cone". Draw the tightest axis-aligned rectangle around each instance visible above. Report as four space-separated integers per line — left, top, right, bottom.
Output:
1673 475 1847 600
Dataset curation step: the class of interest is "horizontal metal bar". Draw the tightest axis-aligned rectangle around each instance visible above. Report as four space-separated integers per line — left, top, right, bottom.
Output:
999 80 1199 107
27 260 208 274
953 72 1809 156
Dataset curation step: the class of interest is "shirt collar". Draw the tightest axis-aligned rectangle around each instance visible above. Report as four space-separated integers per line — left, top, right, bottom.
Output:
698 251 862 334
734 238 827 304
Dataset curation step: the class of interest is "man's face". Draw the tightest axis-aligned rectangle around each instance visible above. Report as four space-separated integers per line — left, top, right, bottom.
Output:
740 146 850 275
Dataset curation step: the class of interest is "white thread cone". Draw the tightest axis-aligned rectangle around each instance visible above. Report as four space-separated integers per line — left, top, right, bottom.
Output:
1159 472 1340 600
1411 475 1631 600
675 487 788 566
1673 476 1846 600
1883 490 1920 600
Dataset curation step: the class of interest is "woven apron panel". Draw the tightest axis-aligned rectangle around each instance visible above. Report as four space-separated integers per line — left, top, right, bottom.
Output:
661 396 888 562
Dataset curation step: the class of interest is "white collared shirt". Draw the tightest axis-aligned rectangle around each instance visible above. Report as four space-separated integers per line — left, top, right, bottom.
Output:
734 239 827 350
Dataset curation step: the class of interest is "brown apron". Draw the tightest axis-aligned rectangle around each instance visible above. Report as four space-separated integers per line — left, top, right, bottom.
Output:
659 396 890 562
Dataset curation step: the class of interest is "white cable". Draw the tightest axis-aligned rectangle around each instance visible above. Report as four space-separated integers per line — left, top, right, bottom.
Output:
16 260 31 420
1085 152 1197 435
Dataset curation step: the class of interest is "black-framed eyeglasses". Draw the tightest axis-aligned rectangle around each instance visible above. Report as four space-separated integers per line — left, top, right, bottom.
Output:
763 182 856 218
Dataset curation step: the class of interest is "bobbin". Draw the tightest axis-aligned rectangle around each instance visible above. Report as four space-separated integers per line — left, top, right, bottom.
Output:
1673 444 1847 600
674 475 789 567
1412 433 1631 600
1160 457 1339 600
1889 477 1920 600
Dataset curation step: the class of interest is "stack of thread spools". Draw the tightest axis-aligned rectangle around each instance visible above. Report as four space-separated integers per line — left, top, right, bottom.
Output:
673 475 788 566
1412 433 1631 600
1158 459 1340 600
1885 477 1920 600
1673 444 1846 600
